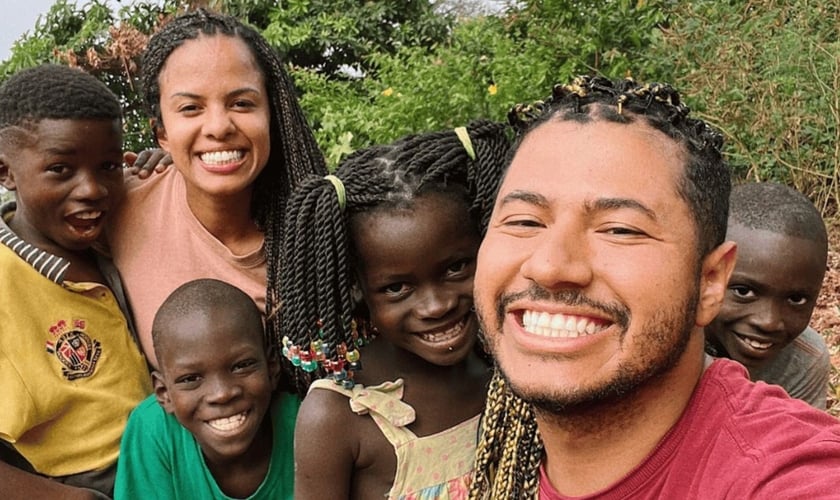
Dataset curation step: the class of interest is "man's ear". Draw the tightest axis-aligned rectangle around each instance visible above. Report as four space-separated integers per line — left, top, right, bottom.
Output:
0 155 16 191
152 371 175 414
695 241 737 327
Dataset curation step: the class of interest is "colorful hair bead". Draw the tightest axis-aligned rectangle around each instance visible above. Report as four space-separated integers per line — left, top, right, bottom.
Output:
281 319 373 390
346 349 360 363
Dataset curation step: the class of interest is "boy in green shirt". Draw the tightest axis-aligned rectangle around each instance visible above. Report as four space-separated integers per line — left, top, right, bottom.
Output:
115 279 299 499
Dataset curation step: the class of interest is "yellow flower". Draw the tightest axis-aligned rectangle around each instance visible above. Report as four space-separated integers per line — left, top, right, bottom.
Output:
488 83 498 96
381 87 394 97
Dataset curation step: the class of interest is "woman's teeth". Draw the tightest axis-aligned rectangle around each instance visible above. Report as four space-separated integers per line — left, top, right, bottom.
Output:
200 150 243 164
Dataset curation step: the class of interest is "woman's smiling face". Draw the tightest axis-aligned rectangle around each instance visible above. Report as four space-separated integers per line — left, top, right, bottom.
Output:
154 33 271 204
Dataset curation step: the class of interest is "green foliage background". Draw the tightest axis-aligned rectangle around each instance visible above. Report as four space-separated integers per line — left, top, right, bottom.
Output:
2 0 837 214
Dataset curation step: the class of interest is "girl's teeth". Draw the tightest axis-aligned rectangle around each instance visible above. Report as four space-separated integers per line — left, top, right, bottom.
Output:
746 338 772 350
419 319 466 342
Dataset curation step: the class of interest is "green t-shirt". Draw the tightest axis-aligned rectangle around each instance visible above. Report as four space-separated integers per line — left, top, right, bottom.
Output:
114 392 300 499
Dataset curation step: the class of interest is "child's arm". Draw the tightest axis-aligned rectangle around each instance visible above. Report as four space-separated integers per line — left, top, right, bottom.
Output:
294 389 358 500
0 461 104 499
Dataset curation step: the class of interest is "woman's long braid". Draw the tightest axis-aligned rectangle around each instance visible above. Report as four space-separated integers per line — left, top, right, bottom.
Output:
470 75 729 498
278 120 510 396
139 9 326 356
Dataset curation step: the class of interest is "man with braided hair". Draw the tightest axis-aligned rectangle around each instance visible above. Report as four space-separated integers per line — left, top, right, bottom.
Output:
107 8 327 370
470 76 840 499
0 64 151 498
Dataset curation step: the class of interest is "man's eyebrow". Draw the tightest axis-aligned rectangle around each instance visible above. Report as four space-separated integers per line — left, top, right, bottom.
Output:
585 197 657 221
498 190 549 209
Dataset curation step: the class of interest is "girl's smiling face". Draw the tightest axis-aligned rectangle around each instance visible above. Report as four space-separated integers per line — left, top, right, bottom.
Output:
351 192 481 367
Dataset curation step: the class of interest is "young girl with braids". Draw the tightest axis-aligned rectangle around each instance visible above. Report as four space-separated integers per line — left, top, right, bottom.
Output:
279 121 510 499
107 9 326 370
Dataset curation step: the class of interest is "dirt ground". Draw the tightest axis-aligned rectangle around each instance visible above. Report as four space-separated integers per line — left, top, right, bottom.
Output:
811 220 840 416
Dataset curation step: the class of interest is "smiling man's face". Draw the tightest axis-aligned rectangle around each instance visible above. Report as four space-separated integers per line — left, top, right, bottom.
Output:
474 117 712 413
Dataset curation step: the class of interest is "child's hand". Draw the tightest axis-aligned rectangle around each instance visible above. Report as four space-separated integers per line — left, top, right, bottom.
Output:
124 149 172 179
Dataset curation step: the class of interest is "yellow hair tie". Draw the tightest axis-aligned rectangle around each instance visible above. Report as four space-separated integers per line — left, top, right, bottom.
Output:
324 174 346 211
454 126 476 161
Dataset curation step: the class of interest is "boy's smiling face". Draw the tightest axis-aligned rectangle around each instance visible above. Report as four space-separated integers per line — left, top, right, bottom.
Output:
706 223 826 371
0 118 124 255
153 305 278 467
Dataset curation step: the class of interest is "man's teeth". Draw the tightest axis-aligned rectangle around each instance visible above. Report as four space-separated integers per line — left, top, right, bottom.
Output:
522 310 604 338
419 319 465 342
75 211 102 220
200 150 243 164
207 412 247 431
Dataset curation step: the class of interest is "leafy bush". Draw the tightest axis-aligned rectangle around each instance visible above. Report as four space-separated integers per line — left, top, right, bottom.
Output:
643 0 840 215
1 0 837 212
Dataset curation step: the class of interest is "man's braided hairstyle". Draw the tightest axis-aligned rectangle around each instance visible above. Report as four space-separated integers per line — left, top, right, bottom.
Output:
278 120 510 396
469 76 730 500
139 8 327 350
0 64 122 139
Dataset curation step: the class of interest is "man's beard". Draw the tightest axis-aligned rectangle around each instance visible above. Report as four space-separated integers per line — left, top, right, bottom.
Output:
478 283 698 417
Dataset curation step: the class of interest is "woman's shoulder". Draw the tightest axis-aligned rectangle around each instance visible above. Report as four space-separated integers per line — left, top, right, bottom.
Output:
121 166 181 208
110 168 183 243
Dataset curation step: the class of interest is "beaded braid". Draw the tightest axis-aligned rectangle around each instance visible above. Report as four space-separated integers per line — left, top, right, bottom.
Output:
138 8 327 354
278 119 510 396
469 76 730 499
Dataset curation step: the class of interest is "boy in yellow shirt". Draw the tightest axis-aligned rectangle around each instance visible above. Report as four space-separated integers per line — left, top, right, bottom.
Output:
0 64 151 498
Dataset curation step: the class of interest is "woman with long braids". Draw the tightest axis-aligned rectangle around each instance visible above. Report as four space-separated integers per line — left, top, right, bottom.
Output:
107 9 326 370
279 121 510 499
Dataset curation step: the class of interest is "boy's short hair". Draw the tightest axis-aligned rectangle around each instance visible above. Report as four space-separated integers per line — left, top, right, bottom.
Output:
151 278 264 361
729 182 827 247
0 64 122 134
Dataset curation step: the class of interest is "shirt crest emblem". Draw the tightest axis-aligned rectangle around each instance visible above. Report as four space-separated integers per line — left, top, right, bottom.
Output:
45 319 101 380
